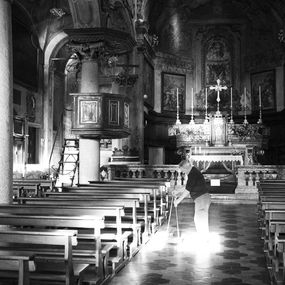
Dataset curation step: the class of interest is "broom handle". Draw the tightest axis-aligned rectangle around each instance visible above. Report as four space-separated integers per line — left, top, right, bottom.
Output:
167 195 174 232
175 205 180 238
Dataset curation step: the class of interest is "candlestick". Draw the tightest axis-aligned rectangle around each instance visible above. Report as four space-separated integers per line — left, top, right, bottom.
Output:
244 87 246 110
243 87 248 125
176 88 179 109
189 87 195 124
230 87 234 124
259 86 261 107
230 87 233 109
191 88 194 113
175 88 181 125
257 86 263 124
205 87 207 109
205 87 208 122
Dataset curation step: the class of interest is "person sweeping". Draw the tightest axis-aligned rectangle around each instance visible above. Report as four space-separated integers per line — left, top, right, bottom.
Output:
174 158 211 241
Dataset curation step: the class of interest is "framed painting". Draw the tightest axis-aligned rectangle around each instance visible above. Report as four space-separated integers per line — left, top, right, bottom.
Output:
251 70 275 113
161 72 186 112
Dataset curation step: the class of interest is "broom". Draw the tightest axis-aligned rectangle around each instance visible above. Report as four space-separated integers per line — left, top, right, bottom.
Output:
166 191 181 240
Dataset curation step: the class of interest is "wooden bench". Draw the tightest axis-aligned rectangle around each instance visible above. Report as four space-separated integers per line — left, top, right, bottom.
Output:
62 186 163 228
55 188 156 237
0 212 107 283
0 229 77 285
15 194 150 247
18 195 142 250
0 203 135 276
0 251 35 285
14 179 55 191
86 181 169 211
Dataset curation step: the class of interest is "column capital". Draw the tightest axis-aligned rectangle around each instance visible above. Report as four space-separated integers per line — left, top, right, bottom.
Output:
67 42 106 61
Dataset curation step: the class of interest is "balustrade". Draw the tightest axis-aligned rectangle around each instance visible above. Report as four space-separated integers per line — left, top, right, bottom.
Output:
105 164 285 197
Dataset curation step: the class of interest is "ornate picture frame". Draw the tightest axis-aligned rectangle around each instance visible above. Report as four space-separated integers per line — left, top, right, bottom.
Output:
161 72 186 113
251 70 276 113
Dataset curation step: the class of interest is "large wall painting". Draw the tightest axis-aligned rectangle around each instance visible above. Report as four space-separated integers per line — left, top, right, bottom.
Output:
251 70 275 113
161 72 186 113
205 37 232 86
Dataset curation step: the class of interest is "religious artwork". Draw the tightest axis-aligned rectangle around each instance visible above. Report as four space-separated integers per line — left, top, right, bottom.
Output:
26 92 36 122
109 100 119 125
124 102 129 128
80 100 98 124
251 70 275 113
205 37 232 86
162 72 185 112
143 59 154 107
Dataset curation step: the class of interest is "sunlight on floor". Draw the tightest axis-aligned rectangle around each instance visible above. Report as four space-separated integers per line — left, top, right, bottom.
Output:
145 230 222 256
177 232 222 255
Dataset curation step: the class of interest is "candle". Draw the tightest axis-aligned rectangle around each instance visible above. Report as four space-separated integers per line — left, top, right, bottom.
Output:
176 88 179 110
259 86 262 107
230 87 233 109
191 88 194 113
244 87 246 112
205 87 207 109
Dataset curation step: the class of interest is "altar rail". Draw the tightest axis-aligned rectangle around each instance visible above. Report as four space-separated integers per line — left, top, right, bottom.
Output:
107 164 185 186
236 166 285 189
107 164 285 193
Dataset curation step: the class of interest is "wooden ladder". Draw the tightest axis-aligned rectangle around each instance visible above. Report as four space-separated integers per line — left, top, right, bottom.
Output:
55 138 79 190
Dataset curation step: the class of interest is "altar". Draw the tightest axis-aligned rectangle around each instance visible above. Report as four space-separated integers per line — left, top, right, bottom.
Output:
168 79 270 190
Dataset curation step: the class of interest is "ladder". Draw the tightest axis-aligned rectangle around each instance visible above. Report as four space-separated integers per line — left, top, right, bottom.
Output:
55 139 79 190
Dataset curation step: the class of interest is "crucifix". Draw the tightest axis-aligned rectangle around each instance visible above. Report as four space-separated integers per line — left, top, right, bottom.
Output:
209 79 228 114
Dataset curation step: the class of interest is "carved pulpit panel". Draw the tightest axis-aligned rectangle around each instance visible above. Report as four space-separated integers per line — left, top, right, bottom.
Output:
80 100 100 124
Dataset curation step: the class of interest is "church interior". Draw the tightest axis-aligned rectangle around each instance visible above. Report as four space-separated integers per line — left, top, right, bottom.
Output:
0 0 285 284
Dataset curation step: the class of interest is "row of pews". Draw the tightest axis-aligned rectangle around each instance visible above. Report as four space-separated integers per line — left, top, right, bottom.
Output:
6 178 170 285
257 179 285 285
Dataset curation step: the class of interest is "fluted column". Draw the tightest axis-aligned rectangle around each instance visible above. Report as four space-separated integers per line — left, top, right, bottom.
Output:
0 0 13 203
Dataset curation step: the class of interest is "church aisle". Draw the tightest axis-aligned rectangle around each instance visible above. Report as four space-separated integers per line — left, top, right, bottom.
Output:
106 203 270 285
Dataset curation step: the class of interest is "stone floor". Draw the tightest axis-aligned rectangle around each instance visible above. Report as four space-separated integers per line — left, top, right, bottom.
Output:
105 202 271 285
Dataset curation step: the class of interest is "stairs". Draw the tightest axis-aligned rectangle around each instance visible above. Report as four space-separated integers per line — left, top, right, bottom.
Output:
55 139 79 190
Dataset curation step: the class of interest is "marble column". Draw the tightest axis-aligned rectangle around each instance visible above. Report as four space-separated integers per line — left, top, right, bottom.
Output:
79 58 100 183
0 0 13 203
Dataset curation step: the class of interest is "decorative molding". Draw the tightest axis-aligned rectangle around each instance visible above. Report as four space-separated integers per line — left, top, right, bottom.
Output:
114 72 138 86
154 52 193 74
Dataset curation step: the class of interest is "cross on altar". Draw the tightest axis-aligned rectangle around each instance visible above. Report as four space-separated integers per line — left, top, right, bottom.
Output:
209 79 227 113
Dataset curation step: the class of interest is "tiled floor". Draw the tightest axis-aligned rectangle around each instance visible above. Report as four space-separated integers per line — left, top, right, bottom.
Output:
106 201 271 285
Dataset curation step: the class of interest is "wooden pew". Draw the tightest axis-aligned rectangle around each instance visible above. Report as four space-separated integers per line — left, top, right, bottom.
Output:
18 195 142 248
86 181 169 212
0 229 77 285
0 251 35 285
15 194 149 247
258 181 285 284
13 183 40 198
14 179 55 191
0 213 107 283
56 188 155 237
62 186 162 228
